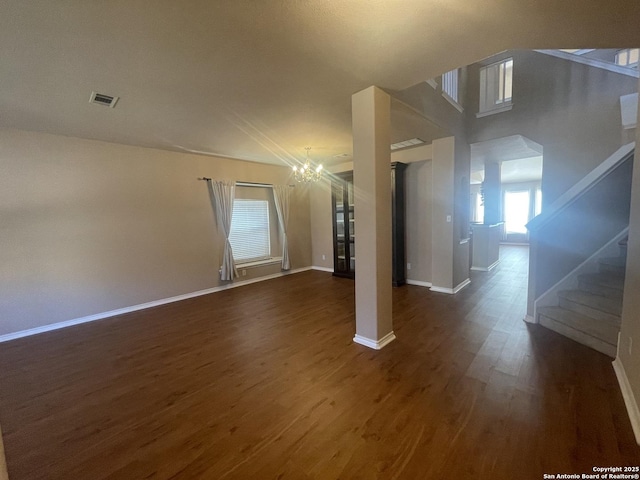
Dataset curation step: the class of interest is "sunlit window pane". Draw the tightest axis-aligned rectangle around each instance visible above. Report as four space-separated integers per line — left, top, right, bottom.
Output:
619 51 629 65
498 63 505 103
535 188 542 216
504 191 530 234
504 60 513 101
475 192 484 223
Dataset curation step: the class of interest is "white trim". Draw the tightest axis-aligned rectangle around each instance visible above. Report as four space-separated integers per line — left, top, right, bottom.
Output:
406 279 433 288
426 78 438 89
442 92 464 113
475 104 513 118
470 259 500 272
527 143 635 232
523 314 536 324
536 50 640 78
353 331 396 350
430 278 471 295
311 266 334 273
430 286 454 294
613 358 640 445
0 267 312 343
454 278 471 293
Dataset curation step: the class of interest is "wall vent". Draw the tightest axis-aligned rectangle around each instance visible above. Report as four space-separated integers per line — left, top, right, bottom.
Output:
89 91 119 108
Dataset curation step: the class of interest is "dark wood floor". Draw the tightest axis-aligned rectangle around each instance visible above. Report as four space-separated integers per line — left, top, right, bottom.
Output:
0 246 638 479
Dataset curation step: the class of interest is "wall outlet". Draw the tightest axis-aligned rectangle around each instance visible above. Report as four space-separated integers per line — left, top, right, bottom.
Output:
242 269 247 276
407 263 411 270
446 215 452 223
629 336 633 356
322 254 326 260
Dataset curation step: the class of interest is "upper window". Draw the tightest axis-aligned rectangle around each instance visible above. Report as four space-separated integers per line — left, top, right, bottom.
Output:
616 48 639 68
478 58 513 116
442 69 459 103
229 199 271 263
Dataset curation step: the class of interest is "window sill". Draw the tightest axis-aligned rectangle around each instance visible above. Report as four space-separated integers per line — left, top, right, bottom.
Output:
234 257 283 269
442 92 464 113
476 104 513 118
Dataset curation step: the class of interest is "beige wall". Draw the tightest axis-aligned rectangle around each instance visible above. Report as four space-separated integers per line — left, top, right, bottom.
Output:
309 145 435 284
405 160 433 284
467 50 637 207
431 137 456 289
618 86 640 438
309 177 333 270
0 129 312 336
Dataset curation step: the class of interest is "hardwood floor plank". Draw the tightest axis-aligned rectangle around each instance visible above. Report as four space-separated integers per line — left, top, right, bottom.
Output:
0 246 638 479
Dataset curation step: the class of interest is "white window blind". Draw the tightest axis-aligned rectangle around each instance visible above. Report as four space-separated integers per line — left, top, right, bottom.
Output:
479 58 513 114
229 199 271 263
442 69 459 103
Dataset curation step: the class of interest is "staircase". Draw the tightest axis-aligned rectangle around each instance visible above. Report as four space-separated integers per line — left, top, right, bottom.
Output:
537 237 627 357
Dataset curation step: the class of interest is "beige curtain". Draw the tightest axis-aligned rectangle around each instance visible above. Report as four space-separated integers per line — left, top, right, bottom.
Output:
207 180 238 281
272 185 291 270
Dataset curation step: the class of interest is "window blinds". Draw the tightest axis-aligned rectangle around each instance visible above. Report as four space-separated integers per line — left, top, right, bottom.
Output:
229 199 271 263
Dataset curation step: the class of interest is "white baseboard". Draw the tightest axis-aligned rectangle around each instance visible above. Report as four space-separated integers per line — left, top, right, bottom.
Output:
406 279 432 288
311 266 334 273
470 260 500 272
612 358 640 445
0 266 312 343
353 331 396 350
523 314 536 324
430 278 470 295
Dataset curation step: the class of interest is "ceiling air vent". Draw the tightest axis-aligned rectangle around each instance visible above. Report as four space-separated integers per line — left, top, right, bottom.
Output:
89 91 119 108
390 138 425 151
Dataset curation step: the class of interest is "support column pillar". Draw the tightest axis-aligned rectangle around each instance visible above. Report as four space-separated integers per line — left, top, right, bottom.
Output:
483 161 501 225
352 86 394 350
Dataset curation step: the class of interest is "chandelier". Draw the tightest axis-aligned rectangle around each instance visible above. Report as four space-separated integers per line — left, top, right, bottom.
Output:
292 147 323 183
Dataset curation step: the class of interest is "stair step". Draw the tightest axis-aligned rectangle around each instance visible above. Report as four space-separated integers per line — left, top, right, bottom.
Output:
598 256 626 276
577 272 625 298
557 289 622 319
538 306 618 357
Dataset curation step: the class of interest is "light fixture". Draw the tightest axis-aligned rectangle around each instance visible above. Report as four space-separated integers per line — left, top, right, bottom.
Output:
292 147 323 183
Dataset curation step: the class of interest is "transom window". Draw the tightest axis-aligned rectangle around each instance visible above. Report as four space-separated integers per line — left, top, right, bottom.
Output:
478 58 513 116
616 48 639 68
442 69 459 103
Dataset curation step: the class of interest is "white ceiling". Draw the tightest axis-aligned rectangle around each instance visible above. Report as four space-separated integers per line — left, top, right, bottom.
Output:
2 1 640 167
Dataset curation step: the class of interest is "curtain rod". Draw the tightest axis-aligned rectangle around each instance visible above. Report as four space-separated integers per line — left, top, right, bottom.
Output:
199 178 294 188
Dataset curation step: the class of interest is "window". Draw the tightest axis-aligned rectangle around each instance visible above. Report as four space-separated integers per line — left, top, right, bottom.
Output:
504 190 530 234
473 191 484 223
229 199 271 263
535 188 542 216
442 69 459 103
616 48 639 68
478 58 513 116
